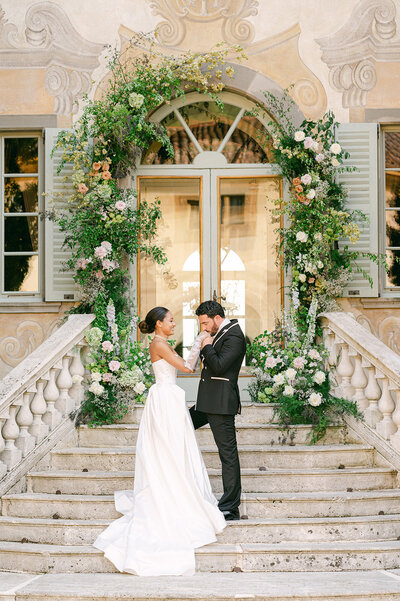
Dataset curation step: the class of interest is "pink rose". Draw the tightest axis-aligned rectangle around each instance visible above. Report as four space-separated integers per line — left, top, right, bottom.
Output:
293 356 306 369
304 137 314 149
102 258 114 272
301 174 312 185
109 360 121 372
95 270 104 280
102 341 114 352
102 372 113 383
101 212 107 221
265 357 278 368
101 241 112 253
316 154 325 163
308 349 321 360
76 258 89 270
78 183 88 194
95 246 108 259
308 277 315 283
115 200 127 211
112 260 119 270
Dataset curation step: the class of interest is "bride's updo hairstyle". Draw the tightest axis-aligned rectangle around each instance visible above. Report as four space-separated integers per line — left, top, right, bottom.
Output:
139 307 169 334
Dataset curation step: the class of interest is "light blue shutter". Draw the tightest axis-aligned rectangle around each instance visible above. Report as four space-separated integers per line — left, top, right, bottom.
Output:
44 128 77 301
337 123 379 297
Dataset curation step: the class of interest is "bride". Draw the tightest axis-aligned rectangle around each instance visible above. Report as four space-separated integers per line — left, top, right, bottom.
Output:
93 306 226 576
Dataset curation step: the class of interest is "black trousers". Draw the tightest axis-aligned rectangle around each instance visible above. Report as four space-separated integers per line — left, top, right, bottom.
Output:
190 405 241 513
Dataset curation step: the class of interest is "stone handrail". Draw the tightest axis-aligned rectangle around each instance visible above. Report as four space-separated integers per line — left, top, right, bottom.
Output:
0 314 94 495
321 311 400 461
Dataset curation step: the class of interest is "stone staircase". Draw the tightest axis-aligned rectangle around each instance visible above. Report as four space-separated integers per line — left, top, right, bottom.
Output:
1 401 400 593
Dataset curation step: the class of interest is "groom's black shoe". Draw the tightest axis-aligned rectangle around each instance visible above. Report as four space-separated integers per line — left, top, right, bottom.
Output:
222 510 240 521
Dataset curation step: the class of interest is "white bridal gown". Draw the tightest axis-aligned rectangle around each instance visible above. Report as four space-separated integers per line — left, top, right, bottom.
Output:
93 358 226 576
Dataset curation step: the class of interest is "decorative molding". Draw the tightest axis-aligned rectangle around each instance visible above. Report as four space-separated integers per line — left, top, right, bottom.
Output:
0 318 60 368
317 0 400 107
0 2 104 115
147 0 258 46
354 312 400 354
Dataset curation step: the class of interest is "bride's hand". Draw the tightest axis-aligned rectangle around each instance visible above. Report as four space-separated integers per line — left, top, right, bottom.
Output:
201 335 213 349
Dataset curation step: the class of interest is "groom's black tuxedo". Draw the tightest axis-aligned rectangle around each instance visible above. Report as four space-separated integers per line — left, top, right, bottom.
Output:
190 319 246 515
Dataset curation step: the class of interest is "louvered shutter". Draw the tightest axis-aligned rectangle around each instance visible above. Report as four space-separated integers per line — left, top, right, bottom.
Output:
44 128 77 301
336 123 379 297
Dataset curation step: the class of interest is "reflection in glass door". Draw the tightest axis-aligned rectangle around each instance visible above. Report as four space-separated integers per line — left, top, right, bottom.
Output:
217 176 282 344
138 177 202 361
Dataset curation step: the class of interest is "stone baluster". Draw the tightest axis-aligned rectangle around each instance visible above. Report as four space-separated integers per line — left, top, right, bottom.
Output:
29 378 50 442
69 344 85 407
389 389 400 450
336 338 354 400
0 412 8 478
43 367 62 430
1 402 23 469
16 390 36 457
349 350 368 411
363 361 382 427
56 355 74 415
375 373 396 439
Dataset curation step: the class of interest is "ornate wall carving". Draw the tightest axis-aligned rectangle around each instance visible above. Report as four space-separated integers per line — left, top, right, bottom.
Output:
317 0 400 107
147 0 258 46
0 2 104 114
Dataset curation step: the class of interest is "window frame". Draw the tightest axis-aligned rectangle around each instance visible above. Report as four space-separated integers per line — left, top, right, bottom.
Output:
380 124 400 297
0 131 44 302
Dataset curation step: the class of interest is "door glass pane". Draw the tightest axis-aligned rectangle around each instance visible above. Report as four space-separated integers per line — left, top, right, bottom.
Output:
4 138 38 173
219 177 281 351
139 178 201 363
4 177 38 212
4 255 38 292
5 216 38 251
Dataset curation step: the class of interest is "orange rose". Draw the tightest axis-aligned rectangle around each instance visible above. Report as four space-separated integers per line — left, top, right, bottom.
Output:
93 162 101 171
293 177 301 186
295 185 303 193
102 171 112 180
102 162 110 171
78 183 88 194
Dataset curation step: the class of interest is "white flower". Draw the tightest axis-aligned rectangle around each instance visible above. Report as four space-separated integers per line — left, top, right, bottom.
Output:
285 368 297 380
308 349 321 360
72 374 83 385
284 385 295 396
304 136 314 149
273 373 285 385
331 157 340 167
134 382 146 394
317 261 324 269
311 140 319 152
330 143 341 155
296 231 308 243
308 392 323 406
128 92 145 109
298 273 306 282
301 174 312 185
314 232 323 241
91 372 102 382
89 382 105 396
306 189 316 200
294 131 305 142
293 356 306 369
315 153 325 163
313 370 326 385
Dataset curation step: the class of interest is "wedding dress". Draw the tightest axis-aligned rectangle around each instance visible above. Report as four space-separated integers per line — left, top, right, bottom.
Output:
93 356 226 576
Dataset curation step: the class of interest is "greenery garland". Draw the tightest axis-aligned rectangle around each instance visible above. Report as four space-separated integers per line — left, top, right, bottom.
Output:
49 36 243 425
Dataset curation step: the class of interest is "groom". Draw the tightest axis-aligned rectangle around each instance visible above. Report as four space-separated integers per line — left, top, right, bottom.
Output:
190 300 246 521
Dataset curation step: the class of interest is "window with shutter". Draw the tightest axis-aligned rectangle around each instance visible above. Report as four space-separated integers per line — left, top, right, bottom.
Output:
382 126 400 293
44 128 77 302
336 123 379 298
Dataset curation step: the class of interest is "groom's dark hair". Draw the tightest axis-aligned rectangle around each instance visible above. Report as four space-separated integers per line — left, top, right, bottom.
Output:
195 300 225 318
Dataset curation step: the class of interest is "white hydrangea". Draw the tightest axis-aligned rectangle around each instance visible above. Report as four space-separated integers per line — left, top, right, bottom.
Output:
308 392 323 406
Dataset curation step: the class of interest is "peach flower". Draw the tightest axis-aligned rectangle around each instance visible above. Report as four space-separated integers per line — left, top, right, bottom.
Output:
78 183 88 194
102 162 110 171
292 177 301 186
102 171 111 180
295 185 303 194
93 162 101 171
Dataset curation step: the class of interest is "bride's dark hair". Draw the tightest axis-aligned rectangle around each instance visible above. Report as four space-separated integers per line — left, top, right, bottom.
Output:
139 307 169 334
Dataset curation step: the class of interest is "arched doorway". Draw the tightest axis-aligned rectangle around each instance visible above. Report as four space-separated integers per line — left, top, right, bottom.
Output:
136 91 283 387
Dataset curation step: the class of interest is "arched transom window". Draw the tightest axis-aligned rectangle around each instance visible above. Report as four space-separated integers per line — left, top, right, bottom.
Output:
142 91 273 166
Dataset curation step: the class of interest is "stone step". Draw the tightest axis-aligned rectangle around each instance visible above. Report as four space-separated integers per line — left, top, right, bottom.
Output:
8 571 400 601
1 514 400 546
4 488 400 521
121 402 277 424
50 444 376 471
2 540 400 573
78 423 349 447
27 463 393 496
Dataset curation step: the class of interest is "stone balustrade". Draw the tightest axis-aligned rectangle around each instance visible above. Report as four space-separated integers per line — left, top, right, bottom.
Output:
321 311 400 454
0 314 94 494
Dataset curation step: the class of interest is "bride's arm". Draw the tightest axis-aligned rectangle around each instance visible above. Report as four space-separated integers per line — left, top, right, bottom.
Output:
184 331 208 371
151 340 193 373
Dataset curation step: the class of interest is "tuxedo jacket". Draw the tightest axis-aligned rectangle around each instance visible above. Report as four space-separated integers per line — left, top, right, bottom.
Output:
196 319 246 415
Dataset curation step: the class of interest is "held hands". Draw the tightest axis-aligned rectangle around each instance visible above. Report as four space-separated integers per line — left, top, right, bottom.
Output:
184 331 209 371
201 334 213 349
